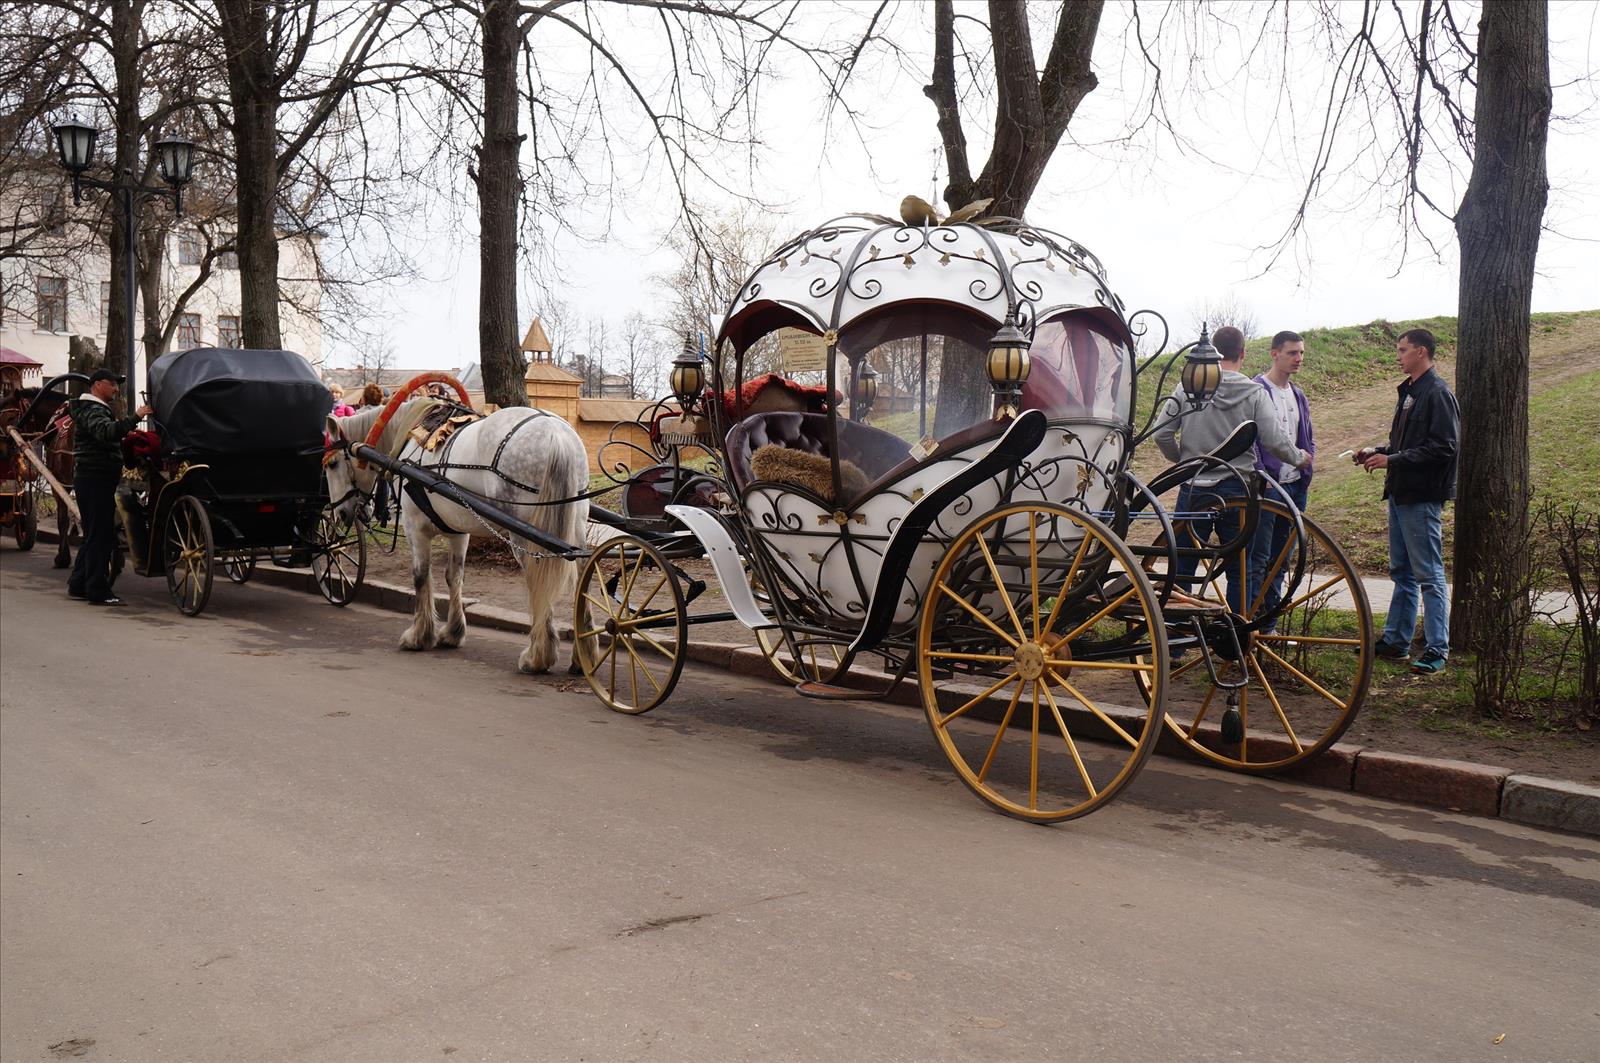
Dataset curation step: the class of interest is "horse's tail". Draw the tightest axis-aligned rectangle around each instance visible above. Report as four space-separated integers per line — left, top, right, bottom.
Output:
519 415 591 633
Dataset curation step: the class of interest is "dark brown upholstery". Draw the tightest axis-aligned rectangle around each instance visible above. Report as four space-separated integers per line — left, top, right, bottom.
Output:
726 412 911 495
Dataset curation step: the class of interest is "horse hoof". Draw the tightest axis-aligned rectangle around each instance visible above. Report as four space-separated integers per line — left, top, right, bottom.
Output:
437 625 465 649
399 632 436 651
517 650 551 675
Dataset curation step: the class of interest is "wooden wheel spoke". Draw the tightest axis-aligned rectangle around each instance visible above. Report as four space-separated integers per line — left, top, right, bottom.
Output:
937 671 1020 728
975 681 1026 784
1249 653 1303 753
1056 587 1137 645
936 582 1019 648
1044 658 1152 672
1185 684 1218 739
1169 653 1205 681
1255 642 1350 711
974 534 1027 642
1050 669 1140 749
1029 681 1041 810
1277 573 1345 616
629 626 677 661
1029 520 1040 639
1038 678 1097 799
1255 633 1362 646
1248 527 1296 617
1040 533 1092 637
583 591 619 621
927 650 1016 664
622 638 664 696
629 572 669 618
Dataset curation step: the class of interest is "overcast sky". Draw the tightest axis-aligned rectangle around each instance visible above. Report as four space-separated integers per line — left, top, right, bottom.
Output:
325 0 1600 372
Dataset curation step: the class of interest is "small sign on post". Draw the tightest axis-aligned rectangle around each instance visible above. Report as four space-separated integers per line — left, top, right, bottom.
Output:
776 328 829 374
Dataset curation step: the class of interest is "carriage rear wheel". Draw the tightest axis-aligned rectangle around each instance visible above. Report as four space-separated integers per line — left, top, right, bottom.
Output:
13 481 38 551
755 629 854 685
221 552 256 583
574 535 687 715
311 509 367 607
164 495 214 616
1138 498 1373 772
917 502 1168 823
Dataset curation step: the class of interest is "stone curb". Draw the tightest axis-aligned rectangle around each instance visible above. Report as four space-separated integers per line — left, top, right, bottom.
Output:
153 552 1600 838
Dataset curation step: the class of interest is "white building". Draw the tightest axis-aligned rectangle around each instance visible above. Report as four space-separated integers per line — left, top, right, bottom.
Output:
0 188 324 379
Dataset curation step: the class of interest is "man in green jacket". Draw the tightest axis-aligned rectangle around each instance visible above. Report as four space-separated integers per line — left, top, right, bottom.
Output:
67 369 151 606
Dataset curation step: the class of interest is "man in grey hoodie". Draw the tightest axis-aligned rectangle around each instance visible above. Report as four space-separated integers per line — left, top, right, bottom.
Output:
1154 326 1311 612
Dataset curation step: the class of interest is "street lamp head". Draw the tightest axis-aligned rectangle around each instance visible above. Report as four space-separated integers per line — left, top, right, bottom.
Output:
52 119 97 173
154 138 195 186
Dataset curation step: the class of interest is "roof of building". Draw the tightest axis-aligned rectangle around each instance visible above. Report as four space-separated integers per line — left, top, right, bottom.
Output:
1 346 44 368
525 361 582 384
521 318 553 353
578 397 657 422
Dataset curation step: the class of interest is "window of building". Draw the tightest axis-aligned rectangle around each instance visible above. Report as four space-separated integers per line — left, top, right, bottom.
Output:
37 276 67 332
99 282 111 334
176 312 202 348
217 315 241 348
42 189 66 235
218 233 239 270
178 231 202 265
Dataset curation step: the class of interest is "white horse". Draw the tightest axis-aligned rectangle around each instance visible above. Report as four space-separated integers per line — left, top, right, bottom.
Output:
324 399 590 673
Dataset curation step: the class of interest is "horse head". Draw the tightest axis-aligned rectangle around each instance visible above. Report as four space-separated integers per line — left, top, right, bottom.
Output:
324 413 377 521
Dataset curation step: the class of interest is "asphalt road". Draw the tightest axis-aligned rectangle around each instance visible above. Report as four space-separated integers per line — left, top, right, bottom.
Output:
2 548 1597 1063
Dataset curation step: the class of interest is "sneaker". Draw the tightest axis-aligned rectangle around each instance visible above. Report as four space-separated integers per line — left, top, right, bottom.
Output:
1410 650 1448 674
89 595 127 607
1375 640 1409 660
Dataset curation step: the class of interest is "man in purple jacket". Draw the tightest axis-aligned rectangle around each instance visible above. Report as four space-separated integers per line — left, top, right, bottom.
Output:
1250 330 1316 624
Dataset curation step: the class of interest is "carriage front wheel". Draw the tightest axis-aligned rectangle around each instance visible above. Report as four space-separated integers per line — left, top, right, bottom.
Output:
917 502 1168 823
221 552 256 584
164 495 214 616
574 535 687 714
311 509 367 606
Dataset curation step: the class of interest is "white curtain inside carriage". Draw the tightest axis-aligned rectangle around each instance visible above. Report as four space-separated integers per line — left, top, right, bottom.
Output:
728 303 1136 634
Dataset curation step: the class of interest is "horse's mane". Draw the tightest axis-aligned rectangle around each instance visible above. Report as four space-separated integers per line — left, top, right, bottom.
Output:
335 397 446 459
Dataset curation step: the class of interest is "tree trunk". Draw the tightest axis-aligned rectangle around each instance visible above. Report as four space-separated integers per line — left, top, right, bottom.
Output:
924 0 1103 435
1450 0 1550 657
475 0 526 408
214 0 283 350
102 0 140 381
137 223 168 362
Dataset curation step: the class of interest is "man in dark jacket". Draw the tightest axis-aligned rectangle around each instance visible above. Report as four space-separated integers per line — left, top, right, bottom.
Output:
67 369 151 606
1357 328 1459 674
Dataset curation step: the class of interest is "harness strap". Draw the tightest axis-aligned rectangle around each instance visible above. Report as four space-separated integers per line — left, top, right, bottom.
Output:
402 478 463 535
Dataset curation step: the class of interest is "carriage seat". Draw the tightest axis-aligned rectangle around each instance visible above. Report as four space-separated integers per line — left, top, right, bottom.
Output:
726 412 912 500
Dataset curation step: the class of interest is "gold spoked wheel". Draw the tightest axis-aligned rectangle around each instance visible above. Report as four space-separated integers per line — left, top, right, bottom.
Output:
311 509 367 606
1141 498 1373 771
755 628 852 685
164 495 214 616
574 535 687 715
917 502 1168 822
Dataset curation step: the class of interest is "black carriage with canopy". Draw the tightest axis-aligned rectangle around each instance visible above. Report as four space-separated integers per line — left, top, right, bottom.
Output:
120 347 365 615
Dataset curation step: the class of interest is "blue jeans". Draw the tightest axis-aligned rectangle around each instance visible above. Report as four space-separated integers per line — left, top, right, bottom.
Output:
1381 499 1450 658
1174 479 1250 613
1249 477 1310 621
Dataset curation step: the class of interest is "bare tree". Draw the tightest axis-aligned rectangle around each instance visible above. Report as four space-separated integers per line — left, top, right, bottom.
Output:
1187 291 1260 344
616 311 662 400
657 208 784 386
922 0 1106 433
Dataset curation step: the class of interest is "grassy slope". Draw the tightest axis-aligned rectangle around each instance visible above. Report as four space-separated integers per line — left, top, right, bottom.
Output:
1292 310 1600 572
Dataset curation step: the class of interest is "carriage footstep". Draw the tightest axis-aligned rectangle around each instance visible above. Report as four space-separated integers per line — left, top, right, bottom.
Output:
794 681 861 701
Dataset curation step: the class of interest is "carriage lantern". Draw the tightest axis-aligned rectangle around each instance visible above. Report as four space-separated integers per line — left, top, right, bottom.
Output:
1180 324 1223 407
853 361 879 420
670 333 706 411
985 309 1031 418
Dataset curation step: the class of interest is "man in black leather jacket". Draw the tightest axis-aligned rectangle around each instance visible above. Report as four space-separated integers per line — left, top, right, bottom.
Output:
1357 328 1460 673
67 369 152 606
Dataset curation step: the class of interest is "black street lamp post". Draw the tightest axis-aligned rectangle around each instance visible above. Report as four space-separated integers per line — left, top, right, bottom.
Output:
51 117 195 406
